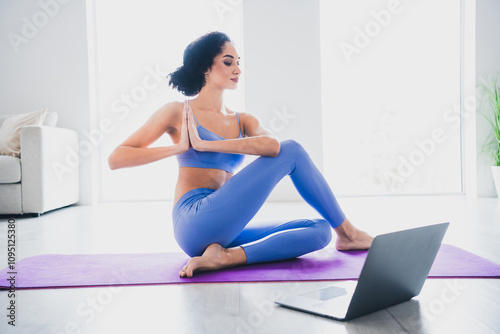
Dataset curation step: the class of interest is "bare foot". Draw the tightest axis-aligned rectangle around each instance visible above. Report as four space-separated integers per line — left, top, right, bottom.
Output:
335 229 373 251
334 219 373 251
179 243 246 278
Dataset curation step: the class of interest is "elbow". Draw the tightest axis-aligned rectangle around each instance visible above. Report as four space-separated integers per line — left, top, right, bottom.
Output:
108 157 117 171
108 151 120 170
267 138 281 157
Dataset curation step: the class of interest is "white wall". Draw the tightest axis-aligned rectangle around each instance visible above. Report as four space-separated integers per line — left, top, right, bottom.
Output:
0 0 95 205
242 0 323 201
476 0 500 197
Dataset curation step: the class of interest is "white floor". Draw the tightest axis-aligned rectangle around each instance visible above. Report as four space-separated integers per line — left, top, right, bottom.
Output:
0 195 499 333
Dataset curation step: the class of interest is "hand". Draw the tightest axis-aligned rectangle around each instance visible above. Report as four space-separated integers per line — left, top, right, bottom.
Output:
186 100 205 151
177 100 191 154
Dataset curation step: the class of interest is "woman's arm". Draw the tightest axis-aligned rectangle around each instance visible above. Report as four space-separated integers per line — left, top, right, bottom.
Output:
108 101 189 170
187 108 280 157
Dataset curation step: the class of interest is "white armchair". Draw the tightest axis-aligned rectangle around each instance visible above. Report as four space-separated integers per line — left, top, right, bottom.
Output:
0 114 79 215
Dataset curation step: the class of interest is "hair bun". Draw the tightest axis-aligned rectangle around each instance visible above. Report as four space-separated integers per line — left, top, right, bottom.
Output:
168 65 199 96
167 31 232 97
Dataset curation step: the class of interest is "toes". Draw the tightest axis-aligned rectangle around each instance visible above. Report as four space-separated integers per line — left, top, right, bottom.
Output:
179 260 195 278
179 263 189 277
184 263 194 278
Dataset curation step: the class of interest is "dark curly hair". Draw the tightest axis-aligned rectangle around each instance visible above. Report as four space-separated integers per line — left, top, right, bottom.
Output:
168 31 232 96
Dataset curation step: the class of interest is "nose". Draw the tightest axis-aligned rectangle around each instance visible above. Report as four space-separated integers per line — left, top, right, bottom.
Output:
234 64 241 75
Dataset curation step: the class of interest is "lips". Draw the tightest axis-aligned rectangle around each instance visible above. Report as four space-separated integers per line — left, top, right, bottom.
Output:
231 78 239 83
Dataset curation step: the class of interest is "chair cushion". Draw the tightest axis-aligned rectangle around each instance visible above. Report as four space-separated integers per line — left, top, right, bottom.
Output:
0 155 21 183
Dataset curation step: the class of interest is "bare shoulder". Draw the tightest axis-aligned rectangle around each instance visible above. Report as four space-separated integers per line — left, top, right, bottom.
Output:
236 112 261 126
234 112 273 137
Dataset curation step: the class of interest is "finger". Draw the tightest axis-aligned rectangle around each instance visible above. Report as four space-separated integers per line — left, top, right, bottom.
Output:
188 110 194 125
182 103 187 121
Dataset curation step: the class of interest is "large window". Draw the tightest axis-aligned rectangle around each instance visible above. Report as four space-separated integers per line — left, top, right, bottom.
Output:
320 0 463 195
96 1 244 201
96 1 463 201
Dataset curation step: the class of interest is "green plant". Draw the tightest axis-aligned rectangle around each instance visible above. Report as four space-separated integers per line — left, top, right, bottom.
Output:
480 77 500 166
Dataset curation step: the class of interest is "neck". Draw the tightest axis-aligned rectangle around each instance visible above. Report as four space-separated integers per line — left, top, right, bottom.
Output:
191 84 225 114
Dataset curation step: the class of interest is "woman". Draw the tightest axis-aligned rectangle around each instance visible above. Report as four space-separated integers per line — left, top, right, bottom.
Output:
108 31 373 278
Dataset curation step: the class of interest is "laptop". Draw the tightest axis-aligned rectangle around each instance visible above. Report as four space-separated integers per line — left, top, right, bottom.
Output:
275 222 449 321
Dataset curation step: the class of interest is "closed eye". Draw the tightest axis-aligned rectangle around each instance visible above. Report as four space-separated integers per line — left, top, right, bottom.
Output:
223 54 240 67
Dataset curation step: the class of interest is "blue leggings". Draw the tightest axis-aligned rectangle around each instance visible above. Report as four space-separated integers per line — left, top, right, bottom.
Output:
172 140 346 264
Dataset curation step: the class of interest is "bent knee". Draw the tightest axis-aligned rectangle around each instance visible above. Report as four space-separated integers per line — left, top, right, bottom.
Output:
278 139 306 157
309 218 332 248
280 139 303 150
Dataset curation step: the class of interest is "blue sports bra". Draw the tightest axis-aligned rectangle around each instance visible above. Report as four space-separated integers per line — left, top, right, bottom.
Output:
176 112 245 173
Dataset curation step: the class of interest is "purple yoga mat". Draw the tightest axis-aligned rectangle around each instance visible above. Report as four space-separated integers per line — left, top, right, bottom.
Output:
1 244 499 290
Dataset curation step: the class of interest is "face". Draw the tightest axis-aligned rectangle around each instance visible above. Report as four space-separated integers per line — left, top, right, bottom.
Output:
205 41 241 90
